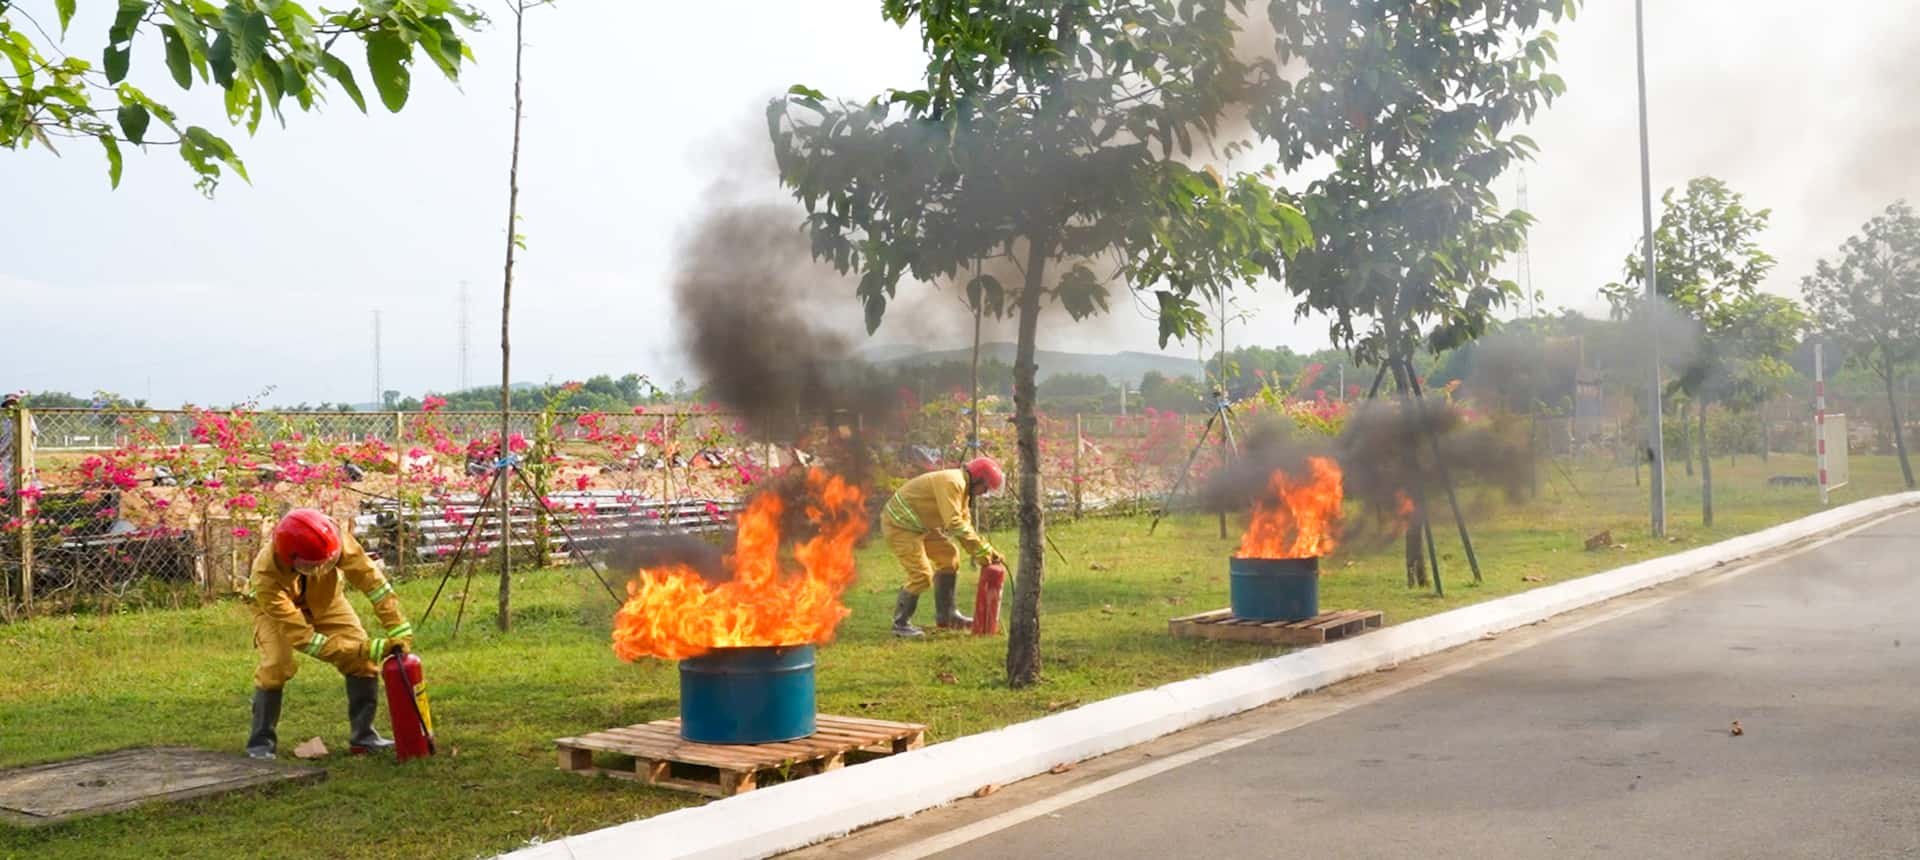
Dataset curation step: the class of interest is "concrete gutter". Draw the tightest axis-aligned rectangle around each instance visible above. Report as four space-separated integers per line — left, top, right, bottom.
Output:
501 492 1920 860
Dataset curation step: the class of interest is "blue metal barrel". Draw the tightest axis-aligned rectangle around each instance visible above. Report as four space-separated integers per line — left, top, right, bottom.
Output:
1229 556 1320 621
678 645 817 744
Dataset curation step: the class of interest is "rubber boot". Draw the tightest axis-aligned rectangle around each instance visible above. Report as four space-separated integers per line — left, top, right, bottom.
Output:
346 675 394 754
892 589 926 638
933 571 972 629
246 688 282 760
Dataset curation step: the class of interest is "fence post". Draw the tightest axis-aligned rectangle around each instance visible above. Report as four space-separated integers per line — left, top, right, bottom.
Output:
394 411 406 445
658 414 673 503
9 407 32 613
1072 413 1084 520
396 499 409 580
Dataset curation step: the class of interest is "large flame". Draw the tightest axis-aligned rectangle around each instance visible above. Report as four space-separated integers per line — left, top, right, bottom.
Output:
1235 456 1344 559
611 468 868 661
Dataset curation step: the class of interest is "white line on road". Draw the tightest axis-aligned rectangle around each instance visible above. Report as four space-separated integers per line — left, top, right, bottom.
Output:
867 508 1916 860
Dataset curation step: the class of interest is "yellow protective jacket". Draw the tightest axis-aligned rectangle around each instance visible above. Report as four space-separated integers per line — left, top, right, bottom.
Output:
883 468 998 565
247 527 411 666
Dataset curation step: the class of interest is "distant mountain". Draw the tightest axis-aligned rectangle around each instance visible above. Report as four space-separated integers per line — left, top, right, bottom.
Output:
864 342 1203 384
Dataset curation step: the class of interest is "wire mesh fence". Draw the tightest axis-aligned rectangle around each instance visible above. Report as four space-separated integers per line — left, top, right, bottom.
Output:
1 406 764 618
9 393 1905 618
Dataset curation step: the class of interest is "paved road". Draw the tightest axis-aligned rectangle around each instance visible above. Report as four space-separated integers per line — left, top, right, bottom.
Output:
795 509 1920 860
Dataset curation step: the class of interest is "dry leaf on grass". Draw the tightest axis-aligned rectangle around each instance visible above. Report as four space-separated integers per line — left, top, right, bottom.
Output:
1046 699 1080 712
973 784 999 798
935 672 958 685
292 737 329 759
1049 763 1075 775
1088 562 1110 571
1730 721 1744 736
1522 575 1545 583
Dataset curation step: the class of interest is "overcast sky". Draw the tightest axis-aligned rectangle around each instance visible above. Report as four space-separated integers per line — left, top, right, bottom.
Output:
3 1 1913 407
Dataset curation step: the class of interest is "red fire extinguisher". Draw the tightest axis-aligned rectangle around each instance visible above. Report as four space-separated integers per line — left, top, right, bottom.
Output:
972 561 1007 636
381 649 436 762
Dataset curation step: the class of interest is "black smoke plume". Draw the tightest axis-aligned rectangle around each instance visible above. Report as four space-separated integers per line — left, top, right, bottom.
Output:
606 532 731 584
1197 398 1533 550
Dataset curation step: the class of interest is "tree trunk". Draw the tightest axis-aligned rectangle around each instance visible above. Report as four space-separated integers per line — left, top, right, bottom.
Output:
1699 400 1713 528
1528 414 1539 499
970 301 983 530
1886 352 1917 490
496 0 528 633
1404 501 1428 588
1005 239 1050 689
1388 358 1427 588
1761 398 1771 462
1680 400 1694 477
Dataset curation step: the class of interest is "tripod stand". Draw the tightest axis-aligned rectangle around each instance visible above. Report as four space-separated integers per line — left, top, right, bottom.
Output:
1149 386 1240 537
417 454 625 635
1368 355 1485 596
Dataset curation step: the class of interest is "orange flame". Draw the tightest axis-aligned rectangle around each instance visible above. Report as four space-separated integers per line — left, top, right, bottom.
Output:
1393 491 1416 528
1235 456 1344 559
611 468 868 661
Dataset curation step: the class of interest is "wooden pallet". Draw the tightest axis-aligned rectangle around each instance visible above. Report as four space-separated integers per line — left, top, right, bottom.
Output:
1168 608 1384 645
554 715 926 797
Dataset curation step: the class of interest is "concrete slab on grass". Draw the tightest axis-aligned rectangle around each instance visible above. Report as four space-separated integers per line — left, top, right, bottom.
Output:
0 747 324 827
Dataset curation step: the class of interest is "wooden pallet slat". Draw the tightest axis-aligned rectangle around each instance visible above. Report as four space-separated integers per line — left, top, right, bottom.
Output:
554 715 926 797
1169 608 1384 646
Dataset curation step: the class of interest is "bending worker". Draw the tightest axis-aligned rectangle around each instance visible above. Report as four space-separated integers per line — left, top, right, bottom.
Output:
883 457 1005 638
245 508 414 759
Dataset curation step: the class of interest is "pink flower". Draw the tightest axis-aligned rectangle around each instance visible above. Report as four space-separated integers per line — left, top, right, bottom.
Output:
423 395 448 412
508 433 529 453
18 486 41 501
575 474 592 491
232 527 251 538
226 494 259 510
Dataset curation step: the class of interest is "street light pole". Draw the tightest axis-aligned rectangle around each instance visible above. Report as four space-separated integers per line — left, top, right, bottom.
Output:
1635 0 1667 537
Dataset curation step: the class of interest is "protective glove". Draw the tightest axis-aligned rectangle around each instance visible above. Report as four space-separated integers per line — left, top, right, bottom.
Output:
368 622 415 660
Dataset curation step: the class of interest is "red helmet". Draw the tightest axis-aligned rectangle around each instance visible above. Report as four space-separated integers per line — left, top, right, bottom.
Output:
965 457 1004 494
274 509 342 568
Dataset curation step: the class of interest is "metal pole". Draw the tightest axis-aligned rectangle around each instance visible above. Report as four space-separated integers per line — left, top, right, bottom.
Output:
1635 0 1667 538
1816 343 1830 506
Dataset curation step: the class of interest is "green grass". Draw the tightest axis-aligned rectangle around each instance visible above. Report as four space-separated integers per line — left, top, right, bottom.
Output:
0 453 1909 860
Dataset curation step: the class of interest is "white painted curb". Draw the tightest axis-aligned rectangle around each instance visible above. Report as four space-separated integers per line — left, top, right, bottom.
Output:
501 492 1920 860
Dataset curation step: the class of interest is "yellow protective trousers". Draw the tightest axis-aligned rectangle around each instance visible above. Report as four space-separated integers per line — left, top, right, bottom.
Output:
251 592 377 690
883 518 960 595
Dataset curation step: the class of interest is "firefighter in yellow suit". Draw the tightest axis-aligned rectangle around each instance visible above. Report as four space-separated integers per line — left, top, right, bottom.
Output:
245 508 414 759
882 457 1005 638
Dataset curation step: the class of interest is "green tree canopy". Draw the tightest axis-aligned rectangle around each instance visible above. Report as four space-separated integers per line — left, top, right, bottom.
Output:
771 0 1313 687
1801 200 1920 489
1 0 482 192
1251 0 1574 369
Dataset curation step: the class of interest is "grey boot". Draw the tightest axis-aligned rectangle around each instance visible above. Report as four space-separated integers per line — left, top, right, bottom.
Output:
246 688 282 760
892 589 926 638
346 675 393 754
933 571 972 629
